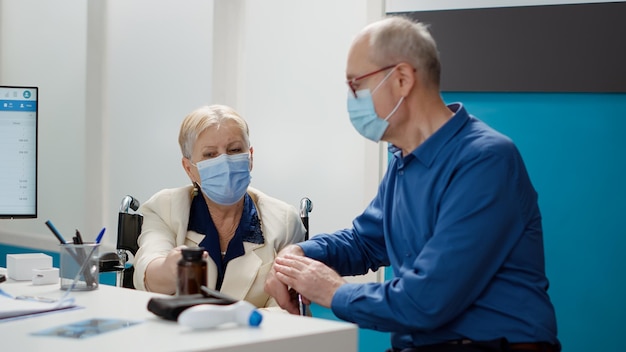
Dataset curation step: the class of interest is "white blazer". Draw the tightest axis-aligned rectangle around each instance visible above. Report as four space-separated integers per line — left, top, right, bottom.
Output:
133 185 306 310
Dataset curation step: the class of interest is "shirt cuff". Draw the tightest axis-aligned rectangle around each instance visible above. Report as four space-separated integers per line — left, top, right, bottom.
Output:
298 240 326 261
330 282 360 322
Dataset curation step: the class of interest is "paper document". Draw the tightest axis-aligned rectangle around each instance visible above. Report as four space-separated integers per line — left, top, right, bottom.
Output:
0 291 77 321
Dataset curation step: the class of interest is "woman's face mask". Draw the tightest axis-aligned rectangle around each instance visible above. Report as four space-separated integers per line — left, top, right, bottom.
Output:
347 67 404 142
194 153 251 205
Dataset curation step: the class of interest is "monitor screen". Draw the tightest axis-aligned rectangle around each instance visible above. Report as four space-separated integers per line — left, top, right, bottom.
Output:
0 86 38 219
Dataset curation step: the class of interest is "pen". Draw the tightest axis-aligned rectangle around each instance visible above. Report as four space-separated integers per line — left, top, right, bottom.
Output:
15 295 58 303
299 294 307 316
75 229 84 244
45 220 68 244
73 230 95 286
95 227 106 244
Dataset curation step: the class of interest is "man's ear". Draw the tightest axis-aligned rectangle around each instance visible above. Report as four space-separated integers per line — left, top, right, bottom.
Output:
396 62 417 96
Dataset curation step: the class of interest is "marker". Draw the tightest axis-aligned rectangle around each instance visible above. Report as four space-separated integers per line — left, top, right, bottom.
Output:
45 220 67 244
75 229 84 244
95 227 106 244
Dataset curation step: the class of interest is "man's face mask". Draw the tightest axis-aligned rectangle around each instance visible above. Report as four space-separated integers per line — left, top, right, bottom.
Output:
347 67 404 142
194 153 251 205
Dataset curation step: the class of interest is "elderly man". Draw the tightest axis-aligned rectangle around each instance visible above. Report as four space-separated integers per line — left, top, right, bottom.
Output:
265 16 560 352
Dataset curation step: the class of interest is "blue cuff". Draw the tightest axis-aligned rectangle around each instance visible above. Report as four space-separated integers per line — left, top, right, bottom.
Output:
330 282 360 323
298 240 325 261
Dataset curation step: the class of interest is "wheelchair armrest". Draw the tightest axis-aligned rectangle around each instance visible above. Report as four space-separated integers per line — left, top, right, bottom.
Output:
99 251 125 272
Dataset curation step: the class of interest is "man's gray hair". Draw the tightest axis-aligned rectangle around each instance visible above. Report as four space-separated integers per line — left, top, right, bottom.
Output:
365 16 441 87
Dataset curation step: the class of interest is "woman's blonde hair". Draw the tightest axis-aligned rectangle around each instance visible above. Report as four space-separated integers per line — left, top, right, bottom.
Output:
178 105 250 159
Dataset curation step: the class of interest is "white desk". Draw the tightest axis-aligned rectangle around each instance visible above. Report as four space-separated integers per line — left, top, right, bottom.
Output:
0 268 357 352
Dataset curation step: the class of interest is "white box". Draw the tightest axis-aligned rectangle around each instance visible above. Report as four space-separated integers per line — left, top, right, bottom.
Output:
6 253 53 281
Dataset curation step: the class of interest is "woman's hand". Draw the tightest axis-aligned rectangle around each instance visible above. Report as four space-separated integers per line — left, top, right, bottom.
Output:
264 245 305 314
145 245 187 294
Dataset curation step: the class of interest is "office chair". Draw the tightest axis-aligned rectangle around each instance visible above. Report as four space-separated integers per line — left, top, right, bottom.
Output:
99 195 143 289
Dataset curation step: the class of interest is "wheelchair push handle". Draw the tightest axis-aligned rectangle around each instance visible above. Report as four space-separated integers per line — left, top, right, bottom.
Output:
299 198 313 241
119 195 140 213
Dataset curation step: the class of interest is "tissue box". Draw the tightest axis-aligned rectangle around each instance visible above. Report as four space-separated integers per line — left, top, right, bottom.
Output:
6 253 53 281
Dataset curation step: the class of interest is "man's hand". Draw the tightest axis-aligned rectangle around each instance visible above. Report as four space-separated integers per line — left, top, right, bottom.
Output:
264 245 305 314
273 254 346 309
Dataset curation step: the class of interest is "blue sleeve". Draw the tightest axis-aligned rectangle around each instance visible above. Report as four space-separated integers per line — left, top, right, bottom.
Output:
299 182 390 276
331 146 533 332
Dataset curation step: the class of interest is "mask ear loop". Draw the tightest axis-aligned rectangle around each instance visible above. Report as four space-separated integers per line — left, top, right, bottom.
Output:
371 67 404 122
384 96 405 122
371 67 397 95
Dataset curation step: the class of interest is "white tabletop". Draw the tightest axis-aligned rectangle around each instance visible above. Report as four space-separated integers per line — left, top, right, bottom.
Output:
0 268 357 352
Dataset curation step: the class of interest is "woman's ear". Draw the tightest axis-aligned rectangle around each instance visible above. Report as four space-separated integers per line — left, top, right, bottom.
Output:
182 157 196 182
249 146 254 171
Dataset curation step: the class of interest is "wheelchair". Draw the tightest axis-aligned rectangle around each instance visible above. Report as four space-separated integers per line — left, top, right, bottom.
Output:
99 195 313 295
98 195 143 289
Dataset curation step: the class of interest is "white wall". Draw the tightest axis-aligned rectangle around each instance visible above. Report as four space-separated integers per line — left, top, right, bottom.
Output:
102 0 216 248
1 0 386 286
1 0 88 249
214 0 386 240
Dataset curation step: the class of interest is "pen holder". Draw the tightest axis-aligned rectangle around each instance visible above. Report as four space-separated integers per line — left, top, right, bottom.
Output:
59 243 100 291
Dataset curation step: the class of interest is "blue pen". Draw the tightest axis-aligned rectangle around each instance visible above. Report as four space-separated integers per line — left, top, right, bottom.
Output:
95 227 106 244
45 220 68 244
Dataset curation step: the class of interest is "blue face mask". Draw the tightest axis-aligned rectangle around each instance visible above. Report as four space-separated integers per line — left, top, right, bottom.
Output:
195 153 251 205
347 68 404 142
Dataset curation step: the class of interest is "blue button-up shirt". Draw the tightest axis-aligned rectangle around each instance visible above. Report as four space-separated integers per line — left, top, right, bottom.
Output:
300 103 559 348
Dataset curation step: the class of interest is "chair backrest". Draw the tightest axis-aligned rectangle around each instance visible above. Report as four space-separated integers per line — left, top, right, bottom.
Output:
117 201 143 255
114 195 143 289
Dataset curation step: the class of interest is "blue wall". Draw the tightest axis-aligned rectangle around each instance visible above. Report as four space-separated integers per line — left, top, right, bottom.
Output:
440 92 626 351
310 304 390 352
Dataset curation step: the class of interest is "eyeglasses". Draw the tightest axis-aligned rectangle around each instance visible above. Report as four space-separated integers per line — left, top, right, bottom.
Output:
346 64 397 98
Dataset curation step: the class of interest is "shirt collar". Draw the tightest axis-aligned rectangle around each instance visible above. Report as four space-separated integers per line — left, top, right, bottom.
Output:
389 102 469 168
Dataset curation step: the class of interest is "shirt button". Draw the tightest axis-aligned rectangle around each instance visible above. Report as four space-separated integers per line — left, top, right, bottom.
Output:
399 170 404 175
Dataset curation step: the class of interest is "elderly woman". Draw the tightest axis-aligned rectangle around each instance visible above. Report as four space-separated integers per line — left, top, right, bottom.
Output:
133 104 306 309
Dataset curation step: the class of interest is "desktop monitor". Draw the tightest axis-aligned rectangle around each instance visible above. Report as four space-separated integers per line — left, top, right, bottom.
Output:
0 85 38 219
